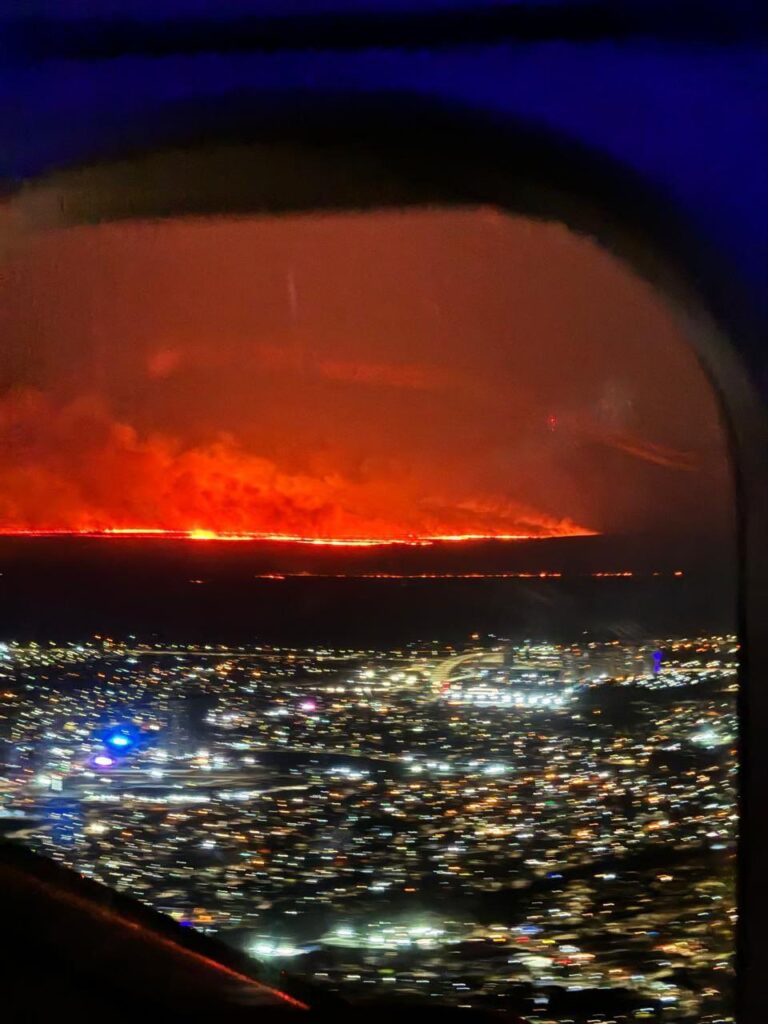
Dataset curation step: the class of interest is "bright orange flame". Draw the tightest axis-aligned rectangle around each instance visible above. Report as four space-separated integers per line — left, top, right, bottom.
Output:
0 391 598 545
0 527 595 547
187 529 219 542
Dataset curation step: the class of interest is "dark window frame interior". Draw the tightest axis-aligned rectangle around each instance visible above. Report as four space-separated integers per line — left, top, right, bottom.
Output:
6 99 768 1021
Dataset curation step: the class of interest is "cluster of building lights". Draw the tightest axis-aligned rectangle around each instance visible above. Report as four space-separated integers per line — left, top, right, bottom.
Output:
0 633 737 1021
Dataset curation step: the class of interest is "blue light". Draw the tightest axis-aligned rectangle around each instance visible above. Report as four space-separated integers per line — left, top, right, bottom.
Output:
104 728 136 751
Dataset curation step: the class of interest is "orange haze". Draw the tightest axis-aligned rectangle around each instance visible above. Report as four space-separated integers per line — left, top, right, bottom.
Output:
0 210 731 547
0 391 593 543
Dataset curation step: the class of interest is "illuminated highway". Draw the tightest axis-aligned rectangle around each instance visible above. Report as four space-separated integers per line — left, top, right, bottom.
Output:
430 649 503 690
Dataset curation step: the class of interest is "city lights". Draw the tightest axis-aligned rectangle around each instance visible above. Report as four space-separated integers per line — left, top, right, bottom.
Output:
0 632 736 1020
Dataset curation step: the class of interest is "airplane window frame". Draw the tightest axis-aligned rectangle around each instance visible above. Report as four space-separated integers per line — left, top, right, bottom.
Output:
3 103 766 1022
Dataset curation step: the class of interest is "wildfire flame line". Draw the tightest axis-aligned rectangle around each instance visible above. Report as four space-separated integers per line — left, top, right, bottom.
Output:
0 527 597 547
252 571 684 580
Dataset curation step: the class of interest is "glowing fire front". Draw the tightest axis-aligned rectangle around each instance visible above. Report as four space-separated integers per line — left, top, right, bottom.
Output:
0 526 596 547
0 391 597 545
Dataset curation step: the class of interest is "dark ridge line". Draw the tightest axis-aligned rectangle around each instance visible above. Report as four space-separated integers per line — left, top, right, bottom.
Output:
4 2 767 61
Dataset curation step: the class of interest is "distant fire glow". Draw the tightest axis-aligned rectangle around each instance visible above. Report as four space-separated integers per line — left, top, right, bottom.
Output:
0 390 597 544
254 570 684 580
0 212 729 550
0 526 595 546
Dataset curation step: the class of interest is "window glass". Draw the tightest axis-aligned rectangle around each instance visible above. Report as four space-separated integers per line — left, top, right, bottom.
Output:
0 209 736 1022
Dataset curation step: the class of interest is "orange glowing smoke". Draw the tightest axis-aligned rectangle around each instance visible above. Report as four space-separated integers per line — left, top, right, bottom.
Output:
0 390 595 545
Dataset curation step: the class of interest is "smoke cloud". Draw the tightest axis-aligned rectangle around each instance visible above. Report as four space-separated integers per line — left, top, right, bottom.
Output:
0 210 731 546
0 389 592 540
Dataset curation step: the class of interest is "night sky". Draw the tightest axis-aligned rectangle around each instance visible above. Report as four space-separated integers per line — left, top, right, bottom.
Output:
0 208 732 552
